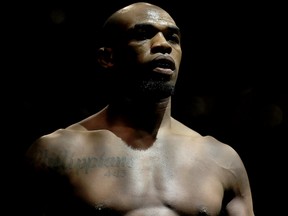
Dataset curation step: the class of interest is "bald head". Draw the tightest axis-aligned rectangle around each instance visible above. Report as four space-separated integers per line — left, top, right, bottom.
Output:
106 2 175 26
101 2 178 46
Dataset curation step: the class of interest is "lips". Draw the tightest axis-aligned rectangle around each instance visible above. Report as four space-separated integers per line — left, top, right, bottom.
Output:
151 55 176 75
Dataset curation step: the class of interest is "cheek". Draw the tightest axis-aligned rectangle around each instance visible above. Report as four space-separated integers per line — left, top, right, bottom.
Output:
134 49 151 64
174 52 182 70
128 42 151 58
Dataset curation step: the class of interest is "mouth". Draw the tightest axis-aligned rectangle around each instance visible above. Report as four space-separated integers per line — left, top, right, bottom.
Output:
151 56 176 75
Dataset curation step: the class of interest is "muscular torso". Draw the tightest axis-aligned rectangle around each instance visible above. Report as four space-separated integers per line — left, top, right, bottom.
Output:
32 126 236 216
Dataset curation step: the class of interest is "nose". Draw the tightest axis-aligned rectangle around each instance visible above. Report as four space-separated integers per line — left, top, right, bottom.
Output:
151 32 172 54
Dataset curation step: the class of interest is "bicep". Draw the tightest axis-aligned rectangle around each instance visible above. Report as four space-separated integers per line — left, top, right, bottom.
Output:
226 196 254 216
225 151 255 216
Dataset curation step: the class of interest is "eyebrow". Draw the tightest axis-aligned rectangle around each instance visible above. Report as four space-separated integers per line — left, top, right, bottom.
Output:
131 23 181 36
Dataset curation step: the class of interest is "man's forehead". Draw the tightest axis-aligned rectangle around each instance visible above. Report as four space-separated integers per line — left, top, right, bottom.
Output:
118 6 176 27
140 10 175 26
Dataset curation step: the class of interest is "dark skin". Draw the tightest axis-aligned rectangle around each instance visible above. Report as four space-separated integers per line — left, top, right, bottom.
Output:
25 2 255 215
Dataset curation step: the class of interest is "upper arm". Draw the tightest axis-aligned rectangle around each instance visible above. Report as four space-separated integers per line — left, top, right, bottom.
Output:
24 135 55 215
24 130 71 215
223 146 255 216
203 136 255 216
226 196 254 216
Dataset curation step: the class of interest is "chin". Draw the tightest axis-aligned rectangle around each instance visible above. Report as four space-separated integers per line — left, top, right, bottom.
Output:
137 80 175 100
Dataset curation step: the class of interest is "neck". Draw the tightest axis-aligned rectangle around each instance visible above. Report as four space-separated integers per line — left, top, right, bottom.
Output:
106 96 172 145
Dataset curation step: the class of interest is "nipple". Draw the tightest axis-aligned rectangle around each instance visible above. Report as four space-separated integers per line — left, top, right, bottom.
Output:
95 203 105 211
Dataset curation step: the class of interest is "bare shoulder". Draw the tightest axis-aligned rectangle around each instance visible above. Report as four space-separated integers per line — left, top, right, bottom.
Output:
197 135 254 214
26 128 78 168
201 135 241 161
175 118 236 153
25 124 112 170
193 132 247 175
178 128 254 214
28 126 85 153
199 136 254 215
171 117 246 174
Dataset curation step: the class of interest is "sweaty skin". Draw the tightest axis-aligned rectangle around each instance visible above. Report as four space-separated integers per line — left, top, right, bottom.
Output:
26 2 255 216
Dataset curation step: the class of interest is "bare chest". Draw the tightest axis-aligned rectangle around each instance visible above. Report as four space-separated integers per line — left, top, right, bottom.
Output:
64 150 224 215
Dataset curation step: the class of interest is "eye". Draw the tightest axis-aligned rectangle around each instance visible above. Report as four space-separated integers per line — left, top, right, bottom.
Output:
164 29 181 44
133 28 154 41
128 24 157 41
166 33 180 44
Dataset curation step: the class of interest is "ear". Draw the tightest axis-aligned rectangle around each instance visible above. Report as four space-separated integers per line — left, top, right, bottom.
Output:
97 47 114 68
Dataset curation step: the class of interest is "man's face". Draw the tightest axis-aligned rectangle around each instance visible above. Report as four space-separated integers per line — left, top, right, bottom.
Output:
110 4 182 101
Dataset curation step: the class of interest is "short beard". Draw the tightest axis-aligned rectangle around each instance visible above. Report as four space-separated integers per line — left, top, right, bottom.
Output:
109 70 175 102
114 79 175 103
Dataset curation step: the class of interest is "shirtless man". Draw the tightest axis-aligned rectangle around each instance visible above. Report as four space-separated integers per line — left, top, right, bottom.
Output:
25 2 255 215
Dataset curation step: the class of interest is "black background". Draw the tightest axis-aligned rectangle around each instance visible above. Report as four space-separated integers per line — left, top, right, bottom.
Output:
6 0 287 215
